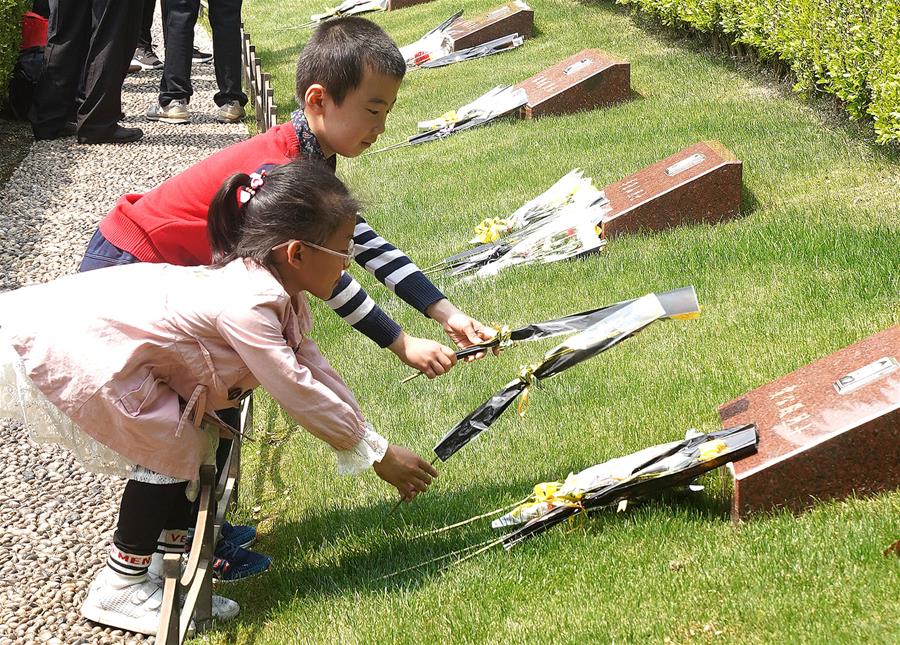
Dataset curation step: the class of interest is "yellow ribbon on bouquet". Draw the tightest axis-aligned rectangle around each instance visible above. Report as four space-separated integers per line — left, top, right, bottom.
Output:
472 217 512 243
506 480 585 523
516 363 539 417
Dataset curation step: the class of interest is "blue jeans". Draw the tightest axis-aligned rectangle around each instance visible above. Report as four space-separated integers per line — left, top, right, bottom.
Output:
79 228 139 272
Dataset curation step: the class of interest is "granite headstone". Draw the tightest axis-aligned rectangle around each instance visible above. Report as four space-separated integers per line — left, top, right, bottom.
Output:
446 1 534 51
600 140 742 239
514 49 630 119
719 326 900 521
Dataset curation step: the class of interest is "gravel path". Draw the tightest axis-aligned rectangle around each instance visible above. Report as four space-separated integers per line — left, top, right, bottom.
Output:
0 13 249 644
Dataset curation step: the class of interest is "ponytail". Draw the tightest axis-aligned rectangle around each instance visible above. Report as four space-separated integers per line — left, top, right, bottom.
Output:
206 158 359 269
208 173 251 265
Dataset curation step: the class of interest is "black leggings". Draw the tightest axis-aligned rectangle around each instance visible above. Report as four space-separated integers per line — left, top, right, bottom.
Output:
114 479 192 556
114 407 240 555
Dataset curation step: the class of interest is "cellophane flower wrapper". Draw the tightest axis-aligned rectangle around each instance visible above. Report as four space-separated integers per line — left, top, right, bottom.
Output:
311 0 387 22
421 34 525 69
469 195 611 279
500 425 759 548
416 86 528 133
400 32 452 68
469 169 604 244
491 441 682 528
433 294 671 461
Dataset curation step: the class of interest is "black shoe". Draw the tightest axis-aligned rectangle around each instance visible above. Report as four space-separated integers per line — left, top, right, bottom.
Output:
191 46 213 64
78 126 144 145
133 47 163 71
33 121 78 141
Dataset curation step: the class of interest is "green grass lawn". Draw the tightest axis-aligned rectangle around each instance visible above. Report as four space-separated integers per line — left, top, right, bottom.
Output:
210 0 899 642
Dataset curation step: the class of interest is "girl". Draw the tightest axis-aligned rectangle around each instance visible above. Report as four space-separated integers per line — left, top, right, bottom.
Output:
0 158 438 635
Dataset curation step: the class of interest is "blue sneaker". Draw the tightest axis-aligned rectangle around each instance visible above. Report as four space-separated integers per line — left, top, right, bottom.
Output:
211 540 271 582
187 521 256 550
221 521 257 549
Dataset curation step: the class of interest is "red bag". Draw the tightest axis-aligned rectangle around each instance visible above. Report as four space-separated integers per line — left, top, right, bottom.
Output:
21 12 49 51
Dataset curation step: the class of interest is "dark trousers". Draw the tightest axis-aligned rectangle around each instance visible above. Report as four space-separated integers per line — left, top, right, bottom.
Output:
137 0 157 51
114 480 192 556
160 0 247 107
30 0 142 140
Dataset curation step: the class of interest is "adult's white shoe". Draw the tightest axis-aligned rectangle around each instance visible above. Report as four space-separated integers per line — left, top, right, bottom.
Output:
147 99 190 124
216 100 246 123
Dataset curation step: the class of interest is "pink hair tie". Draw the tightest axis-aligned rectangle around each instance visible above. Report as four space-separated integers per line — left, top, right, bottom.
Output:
238 170 267 205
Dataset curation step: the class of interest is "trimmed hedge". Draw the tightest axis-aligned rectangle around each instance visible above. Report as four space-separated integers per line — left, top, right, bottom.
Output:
1 1 30 105
616 0 900 144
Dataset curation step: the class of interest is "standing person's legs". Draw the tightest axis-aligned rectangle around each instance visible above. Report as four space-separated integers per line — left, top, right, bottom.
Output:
158 0 200 107
29 0 92 139
76 0 143 142
207 0 247 109
133 0 164 70
136 0 156 51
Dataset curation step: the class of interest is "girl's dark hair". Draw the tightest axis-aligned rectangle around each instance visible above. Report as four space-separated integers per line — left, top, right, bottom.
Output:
207 157 359 268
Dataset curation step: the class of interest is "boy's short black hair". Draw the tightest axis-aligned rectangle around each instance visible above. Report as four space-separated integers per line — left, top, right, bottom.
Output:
295 17 406 107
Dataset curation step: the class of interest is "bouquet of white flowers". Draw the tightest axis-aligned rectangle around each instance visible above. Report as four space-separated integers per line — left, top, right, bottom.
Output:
308 0 388 25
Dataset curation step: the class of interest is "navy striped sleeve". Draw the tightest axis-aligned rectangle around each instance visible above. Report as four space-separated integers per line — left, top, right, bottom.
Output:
353 217 445 315
326 272 402 348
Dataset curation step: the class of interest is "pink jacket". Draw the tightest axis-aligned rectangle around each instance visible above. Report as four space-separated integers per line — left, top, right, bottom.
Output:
0 259 366 480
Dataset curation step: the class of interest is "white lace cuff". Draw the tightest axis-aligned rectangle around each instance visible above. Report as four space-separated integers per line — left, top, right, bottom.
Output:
335 422 388 475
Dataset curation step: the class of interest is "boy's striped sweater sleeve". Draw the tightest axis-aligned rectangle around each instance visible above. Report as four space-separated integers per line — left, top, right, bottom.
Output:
324 217 446 347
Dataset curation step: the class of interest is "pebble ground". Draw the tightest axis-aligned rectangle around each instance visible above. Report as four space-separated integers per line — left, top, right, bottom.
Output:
0 14 248 644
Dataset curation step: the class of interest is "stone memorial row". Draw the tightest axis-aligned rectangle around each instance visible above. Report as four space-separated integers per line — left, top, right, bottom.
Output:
380 2 897 525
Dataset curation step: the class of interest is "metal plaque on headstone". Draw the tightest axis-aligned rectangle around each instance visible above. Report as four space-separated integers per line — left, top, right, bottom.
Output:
719 326 900 521
446 1 534 51
514 49 630 119
600 141 742 239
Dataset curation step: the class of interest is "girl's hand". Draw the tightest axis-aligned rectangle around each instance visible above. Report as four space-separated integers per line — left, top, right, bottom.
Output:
373 444 438 501
388 331 456 378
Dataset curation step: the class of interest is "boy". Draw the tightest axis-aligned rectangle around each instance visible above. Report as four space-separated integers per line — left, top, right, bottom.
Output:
79 15 492 601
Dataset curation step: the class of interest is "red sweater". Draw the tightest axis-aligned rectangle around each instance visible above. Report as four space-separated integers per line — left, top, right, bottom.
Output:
100 122 301 265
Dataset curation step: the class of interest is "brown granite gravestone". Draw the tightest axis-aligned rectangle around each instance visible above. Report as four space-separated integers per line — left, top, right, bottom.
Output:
446 1 534 51
388 0 433 10
513 50 631 119
718 326 900 521
600 141 742 239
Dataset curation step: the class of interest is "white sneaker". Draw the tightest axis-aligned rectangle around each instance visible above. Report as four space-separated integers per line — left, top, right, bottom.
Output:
148 554 240 622
216 100 246 123
206 594 240 621
81 569 166 635
147 99 190 124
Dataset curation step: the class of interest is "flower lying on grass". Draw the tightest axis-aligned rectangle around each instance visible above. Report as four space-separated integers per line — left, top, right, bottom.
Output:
424 169 611 278
308 0 388 25
372 85 528 153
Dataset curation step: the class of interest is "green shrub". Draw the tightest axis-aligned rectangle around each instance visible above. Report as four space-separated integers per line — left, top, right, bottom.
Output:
616 0 900 144
1 1 31 105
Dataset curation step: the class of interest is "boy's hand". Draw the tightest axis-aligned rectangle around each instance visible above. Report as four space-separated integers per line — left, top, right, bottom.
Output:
388 331 456 378
373 444 438 501
426 299 497 361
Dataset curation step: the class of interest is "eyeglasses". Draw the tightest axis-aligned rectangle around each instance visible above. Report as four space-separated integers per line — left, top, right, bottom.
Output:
272 239 355 269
